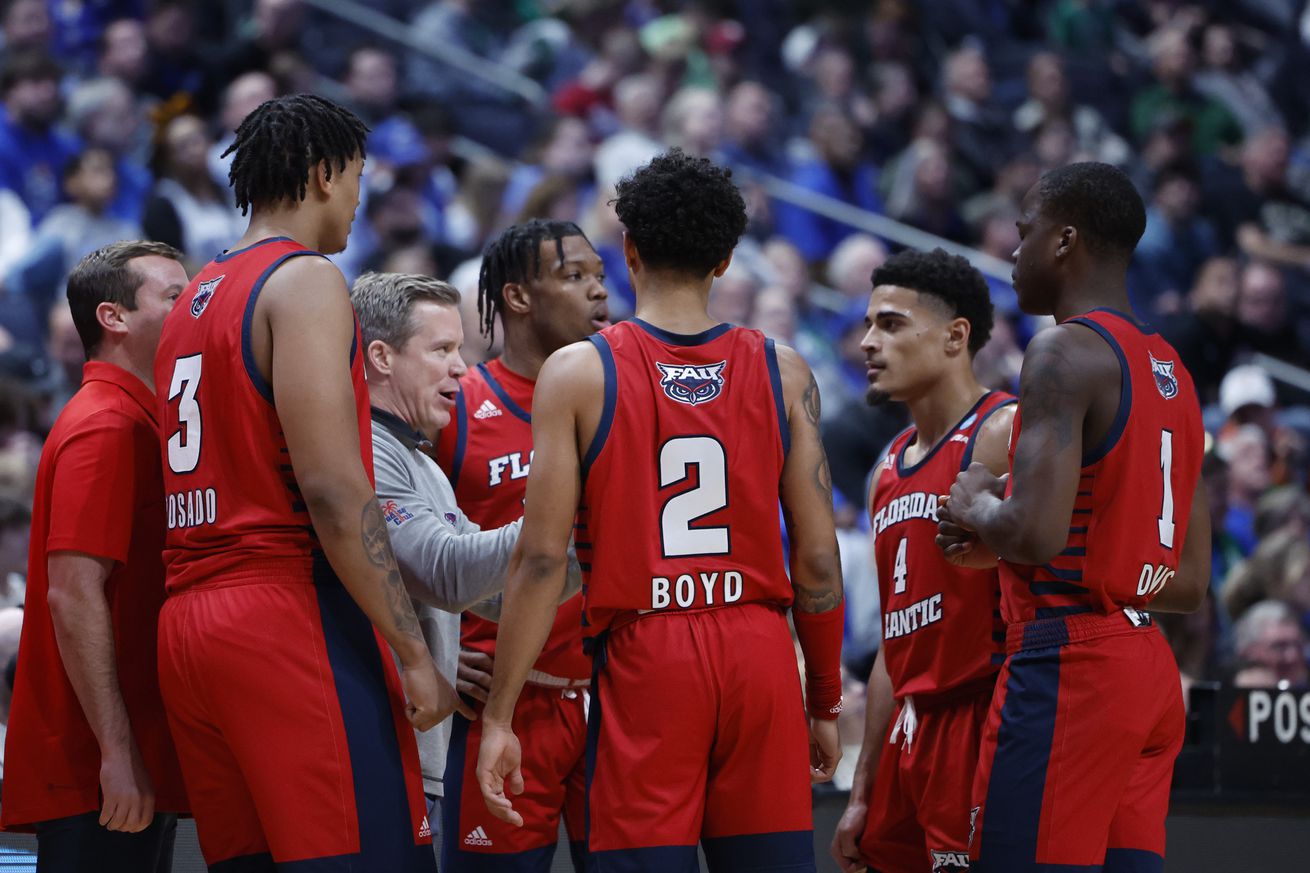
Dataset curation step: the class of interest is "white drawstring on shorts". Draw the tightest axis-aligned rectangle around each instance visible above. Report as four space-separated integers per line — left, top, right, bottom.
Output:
889 696 918 751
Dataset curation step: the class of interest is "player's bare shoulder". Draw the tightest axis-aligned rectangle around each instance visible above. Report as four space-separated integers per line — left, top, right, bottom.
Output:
972 402 1017 476
771 341 818 418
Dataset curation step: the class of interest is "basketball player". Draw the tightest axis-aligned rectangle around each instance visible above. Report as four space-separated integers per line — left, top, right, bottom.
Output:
939 162 1211 872
831 249 1014 873
432 219 608 872
476 150 845 873
154 95 450 871
2 243 189 872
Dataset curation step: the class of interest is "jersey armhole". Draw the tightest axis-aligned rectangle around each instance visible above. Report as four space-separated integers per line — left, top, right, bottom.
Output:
240 250 328 405
1065 317 1132 467
960 398 1018 472
763 338 790 459
580 334 616 484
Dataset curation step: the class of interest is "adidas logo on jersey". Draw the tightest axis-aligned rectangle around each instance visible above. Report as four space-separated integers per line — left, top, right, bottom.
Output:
464 826 493 847
473 399 502 419
418 816 431 839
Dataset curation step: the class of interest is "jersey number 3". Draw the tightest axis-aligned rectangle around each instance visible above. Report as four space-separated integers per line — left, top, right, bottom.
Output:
168 354 203 474
659 436 730 558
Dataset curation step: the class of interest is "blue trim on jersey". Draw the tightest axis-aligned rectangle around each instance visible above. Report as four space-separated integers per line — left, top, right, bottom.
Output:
1039 565 1083 582
1035 605 1094 620
961 397 1017 471
1086 306 1158 336
478 362 532 423
584 634 608 851
1029 580 1088 596
581 335 616 482
1060 547 1087 557
1068 526 1088 535
240 250 323 405
590 846 700 873
702 831 816 872
313 577 437 873
764 339 790 458
973 647 1061 873
632 318 732 347
1103 848 1165 872
897 391 996 477
450 391 468 490
214 235 294 263
1068 317 1132 468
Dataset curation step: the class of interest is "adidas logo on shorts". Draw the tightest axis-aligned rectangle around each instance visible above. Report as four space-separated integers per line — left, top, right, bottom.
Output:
418 816 431 839
464 826 493 847
473 399 502 420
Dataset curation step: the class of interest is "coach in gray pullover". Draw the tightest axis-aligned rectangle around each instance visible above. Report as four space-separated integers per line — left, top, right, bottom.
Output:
352 272 522 803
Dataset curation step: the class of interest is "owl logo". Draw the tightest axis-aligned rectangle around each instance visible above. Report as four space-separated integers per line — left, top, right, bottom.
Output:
1150 353 1178 400
656 361 727 406
191 275 223 318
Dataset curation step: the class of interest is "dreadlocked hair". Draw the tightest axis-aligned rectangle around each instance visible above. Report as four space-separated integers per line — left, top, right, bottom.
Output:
477 219 586 345
223 94 369 215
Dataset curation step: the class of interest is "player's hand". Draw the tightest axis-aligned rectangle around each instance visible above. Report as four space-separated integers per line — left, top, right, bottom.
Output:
99 741 155 833
936 493 977 562
402 656 474 731
457 648 495 703
809 717 842 784
477 721 525 827
830 800 869 873
948 464 1007 528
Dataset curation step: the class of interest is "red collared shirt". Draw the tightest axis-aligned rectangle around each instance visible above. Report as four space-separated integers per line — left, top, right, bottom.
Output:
2 361 187 830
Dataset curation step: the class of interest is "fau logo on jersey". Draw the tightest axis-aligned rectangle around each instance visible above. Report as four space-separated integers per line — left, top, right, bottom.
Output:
190 275 223 318
1150 353 1178 400
656 361 726 406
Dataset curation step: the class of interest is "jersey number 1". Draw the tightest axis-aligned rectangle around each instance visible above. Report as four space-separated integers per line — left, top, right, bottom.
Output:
659 436 729 558
1158 429 1175 549
168 354 203 474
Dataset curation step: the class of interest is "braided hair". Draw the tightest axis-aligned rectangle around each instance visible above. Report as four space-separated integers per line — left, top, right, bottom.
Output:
477 219 585 344
223 94 369 215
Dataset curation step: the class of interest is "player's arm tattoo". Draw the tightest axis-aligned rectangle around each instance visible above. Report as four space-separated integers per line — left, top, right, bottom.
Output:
360 497 423 641
801 371 835 505
794 579 843 613
1010 337 1078 482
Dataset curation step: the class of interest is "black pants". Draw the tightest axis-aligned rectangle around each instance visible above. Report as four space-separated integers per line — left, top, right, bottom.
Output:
35 811 178 873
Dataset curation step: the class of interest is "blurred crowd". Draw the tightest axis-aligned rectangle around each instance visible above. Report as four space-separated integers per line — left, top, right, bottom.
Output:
3 0 1310 745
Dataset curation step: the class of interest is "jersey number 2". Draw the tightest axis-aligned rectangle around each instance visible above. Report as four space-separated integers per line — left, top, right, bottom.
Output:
1158 429 1175 549
659 436 729 558
168 354 203 474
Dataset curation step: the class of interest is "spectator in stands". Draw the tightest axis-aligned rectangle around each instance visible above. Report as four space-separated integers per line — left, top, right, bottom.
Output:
1013 51 1130 166
706 263 759 325
662 86 724 160
343 44 402 127
975 206 1022 315
96 17 149 91
940 45 1010 189
750 286 797 344
826 235 889 302
1133 162 1218 315
1233 260 1304 366
29 148 140 285
0 497 28 609
864 62 919 163
1230 599 1309 687
1217 423 1272 555
1160 256 1240 403
801 45 875 131
207 71 278 188
883 138 969 243
720 80 781 175
500 115 595 224
0 51 78 224
1194 22 1284 138
142 114 244 268
142 2 207 105
2 0 49 54
67 77 152 222
1130 27 1242 156
594 72 664 189
962 151 1041 230
775 106 883 264
1206 127 1310 271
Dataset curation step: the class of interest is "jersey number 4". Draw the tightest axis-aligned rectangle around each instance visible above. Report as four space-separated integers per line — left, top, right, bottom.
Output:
659 436 730 558
167 354 203 474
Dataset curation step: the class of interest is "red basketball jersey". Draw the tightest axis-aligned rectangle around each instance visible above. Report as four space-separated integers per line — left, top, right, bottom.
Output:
872 391 1013 698
155 237 373 593
577 319 791 636
1001 309 1203 622
433 358 589 681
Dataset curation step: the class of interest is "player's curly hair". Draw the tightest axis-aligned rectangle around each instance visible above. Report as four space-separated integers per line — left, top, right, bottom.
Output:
871 248 994 354
223 94 369 215
614 149 747 278
477 219 587 345
1036 161 1146 259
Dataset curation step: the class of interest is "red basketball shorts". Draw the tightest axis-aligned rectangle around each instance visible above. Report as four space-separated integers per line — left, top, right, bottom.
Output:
970 611 1184 873
859 678 996 872
585 602 815 873
157 567 435 871
442 681 587 871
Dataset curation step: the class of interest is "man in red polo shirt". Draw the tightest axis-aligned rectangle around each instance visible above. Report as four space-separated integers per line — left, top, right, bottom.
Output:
2 241 190 872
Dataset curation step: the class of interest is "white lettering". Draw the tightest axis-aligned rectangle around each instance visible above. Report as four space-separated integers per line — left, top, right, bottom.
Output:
488 455 513 486
699 572 719 605
1250 691 1272 743
1275 694 1298 743
675 574 695 608
651 576 671 609
724 571 742 602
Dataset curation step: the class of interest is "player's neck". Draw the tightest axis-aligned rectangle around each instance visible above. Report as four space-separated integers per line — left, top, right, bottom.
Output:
906 369 987 451
633 287 718 334
1053 272 1134 323
497 325 548 382
234 211 326 253
91 343 154 393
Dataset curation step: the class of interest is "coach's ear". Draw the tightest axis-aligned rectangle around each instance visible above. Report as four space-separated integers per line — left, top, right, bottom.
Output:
366 338 393 376
95 300 129 342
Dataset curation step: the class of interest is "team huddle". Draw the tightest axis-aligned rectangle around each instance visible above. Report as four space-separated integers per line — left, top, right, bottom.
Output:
2 94 1207 873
